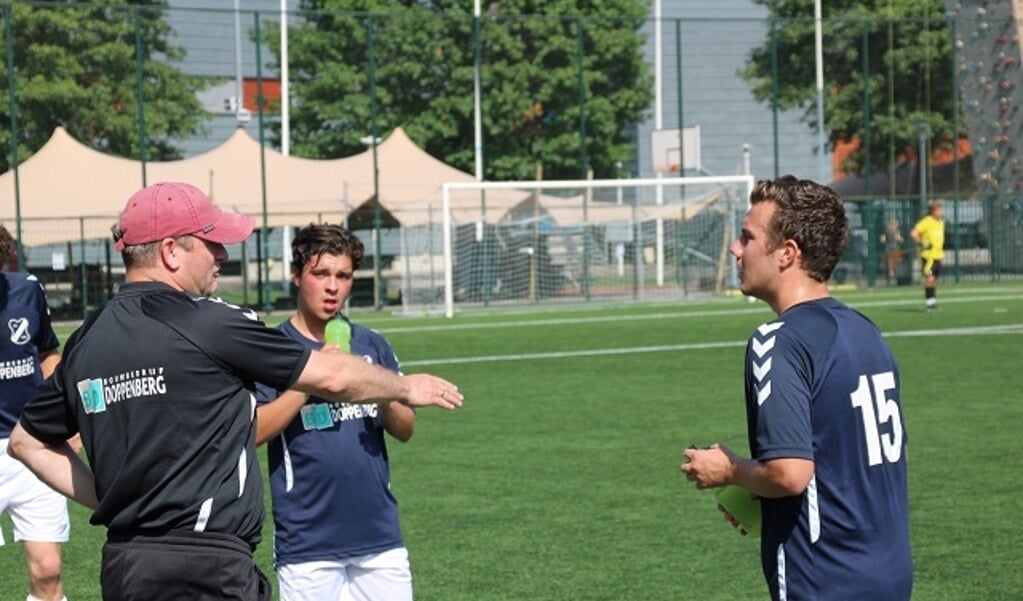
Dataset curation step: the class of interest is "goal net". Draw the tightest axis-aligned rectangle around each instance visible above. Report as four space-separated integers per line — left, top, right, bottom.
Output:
392 175 755 317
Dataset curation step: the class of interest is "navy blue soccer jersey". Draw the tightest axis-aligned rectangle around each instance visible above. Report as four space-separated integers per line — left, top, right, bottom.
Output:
256 317 405 566
0 272 60 439
744 297 912 601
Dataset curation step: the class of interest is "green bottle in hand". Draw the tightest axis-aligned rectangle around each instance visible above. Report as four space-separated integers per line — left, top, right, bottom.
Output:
324 316 351 352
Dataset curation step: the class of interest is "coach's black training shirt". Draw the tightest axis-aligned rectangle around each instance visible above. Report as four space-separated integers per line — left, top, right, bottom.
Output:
18 281 310 546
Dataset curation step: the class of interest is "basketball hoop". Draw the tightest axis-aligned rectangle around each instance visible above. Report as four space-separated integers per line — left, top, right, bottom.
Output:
651 126 701 173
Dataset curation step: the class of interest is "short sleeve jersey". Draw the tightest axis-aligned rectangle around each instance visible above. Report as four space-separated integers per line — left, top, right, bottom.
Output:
18 282 311 546
912 215 945 260
744 297 912 601
256 317 405 566
0 272 60 438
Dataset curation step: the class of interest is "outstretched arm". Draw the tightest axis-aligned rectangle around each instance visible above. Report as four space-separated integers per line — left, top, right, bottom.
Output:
294 350 462 410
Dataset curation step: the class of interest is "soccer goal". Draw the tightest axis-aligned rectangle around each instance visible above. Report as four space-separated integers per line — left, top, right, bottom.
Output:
394 174 755 318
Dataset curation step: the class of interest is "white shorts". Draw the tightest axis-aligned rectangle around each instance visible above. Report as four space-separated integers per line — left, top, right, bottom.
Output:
0 438 70 545
277 547 412 601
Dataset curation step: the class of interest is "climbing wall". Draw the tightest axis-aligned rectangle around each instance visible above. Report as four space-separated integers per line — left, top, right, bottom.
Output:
949 0 1023 270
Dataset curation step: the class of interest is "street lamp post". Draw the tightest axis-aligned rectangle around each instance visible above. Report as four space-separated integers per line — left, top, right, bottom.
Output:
366 16 382 310
814 0 827 183
918 122 928 216
361 135 382 310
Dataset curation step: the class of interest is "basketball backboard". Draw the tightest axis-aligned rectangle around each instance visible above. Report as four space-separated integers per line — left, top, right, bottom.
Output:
651 126 701 173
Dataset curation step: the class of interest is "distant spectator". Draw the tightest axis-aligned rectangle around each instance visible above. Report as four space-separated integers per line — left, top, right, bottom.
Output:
882 218 904 281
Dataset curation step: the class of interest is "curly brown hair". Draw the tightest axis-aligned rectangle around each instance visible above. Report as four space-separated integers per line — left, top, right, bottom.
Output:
749 175 850 283
0 224 19 271
290 223 365 275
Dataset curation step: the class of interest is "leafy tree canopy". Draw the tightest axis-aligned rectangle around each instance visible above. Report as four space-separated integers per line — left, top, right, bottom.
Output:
268 0 653 180
741 0 961 176
0 0 208 172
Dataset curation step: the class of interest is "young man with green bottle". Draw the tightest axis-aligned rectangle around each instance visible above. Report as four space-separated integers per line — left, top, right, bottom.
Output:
256 223 420 601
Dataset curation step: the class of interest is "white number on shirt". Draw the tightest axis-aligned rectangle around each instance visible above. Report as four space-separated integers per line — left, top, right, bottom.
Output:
850 372 903 466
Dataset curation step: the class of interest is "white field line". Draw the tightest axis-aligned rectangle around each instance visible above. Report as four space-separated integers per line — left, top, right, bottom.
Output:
402 340 746 367
383 284 1023 322
401 323 1023 367
382 293 1023 335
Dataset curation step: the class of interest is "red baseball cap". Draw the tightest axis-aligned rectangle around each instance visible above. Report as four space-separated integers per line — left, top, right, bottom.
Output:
114 182 255 252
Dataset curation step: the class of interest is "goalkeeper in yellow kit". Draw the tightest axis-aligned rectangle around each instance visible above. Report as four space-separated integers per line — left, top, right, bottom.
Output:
910 201 945 311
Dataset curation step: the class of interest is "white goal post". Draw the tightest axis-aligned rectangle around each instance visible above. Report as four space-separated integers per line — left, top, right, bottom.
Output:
431 175 756 318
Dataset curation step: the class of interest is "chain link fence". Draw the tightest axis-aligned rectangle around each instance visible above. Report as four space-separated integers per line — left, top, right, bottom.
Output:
0 4 1020 317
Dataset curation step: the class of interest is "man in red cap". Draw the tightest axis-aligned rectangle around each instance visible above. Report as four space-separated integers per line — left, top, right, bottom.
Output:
7 182 463 601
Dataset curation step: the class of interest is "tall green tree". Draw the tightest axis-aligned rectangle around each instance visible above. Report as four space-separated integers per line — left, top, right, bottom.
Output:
741 0 962 178
0 1 208 172
268 0 652 180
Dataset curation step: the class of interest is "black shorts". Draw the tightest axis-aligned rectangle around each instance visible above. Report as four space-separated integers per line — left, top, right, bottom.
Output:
920 258 942 278
101 530 271 601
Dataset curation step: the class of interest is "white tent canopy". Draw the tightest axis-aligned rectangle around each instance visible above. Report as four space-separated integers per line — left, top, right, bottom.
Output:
0 126 507 243
0 127 709 246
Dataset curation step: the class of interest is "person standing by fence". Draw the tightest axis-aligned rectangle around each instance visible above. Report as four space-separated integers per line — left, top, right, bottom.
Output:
882 218 904 281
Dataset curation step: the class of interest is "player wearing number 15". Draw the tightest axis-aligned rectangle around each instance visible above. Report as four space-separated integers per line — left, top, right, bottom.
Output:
681 176 912 600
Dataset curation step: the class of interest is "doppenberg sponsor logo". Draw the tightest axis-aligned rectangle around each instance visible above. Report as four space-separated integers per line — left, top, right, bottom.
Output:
77 368 167 414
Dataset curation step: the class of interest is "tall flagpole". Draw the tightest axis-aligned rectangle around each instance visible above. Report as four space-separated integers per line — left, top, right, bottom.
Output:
281 0 290 155
473 0 482 181
233 0 243 121
473 1 492 305
814 0 827 182
654 0 662 133
653 0 664 286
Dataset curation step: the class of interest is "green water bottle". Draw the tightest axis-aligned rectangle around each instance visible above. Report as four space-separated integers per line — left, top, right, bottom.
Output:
324 316 351 352
715 484 761 537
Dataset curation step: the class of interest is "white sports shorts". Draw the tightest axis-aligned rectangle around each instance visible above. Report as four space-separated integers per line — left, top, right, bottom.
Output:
277 547 412 601
0 438 70 545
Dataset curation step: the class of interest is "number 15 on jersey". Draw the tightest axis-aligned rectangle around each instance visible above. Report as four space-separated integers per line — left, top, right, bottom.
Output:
850 372 904 466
